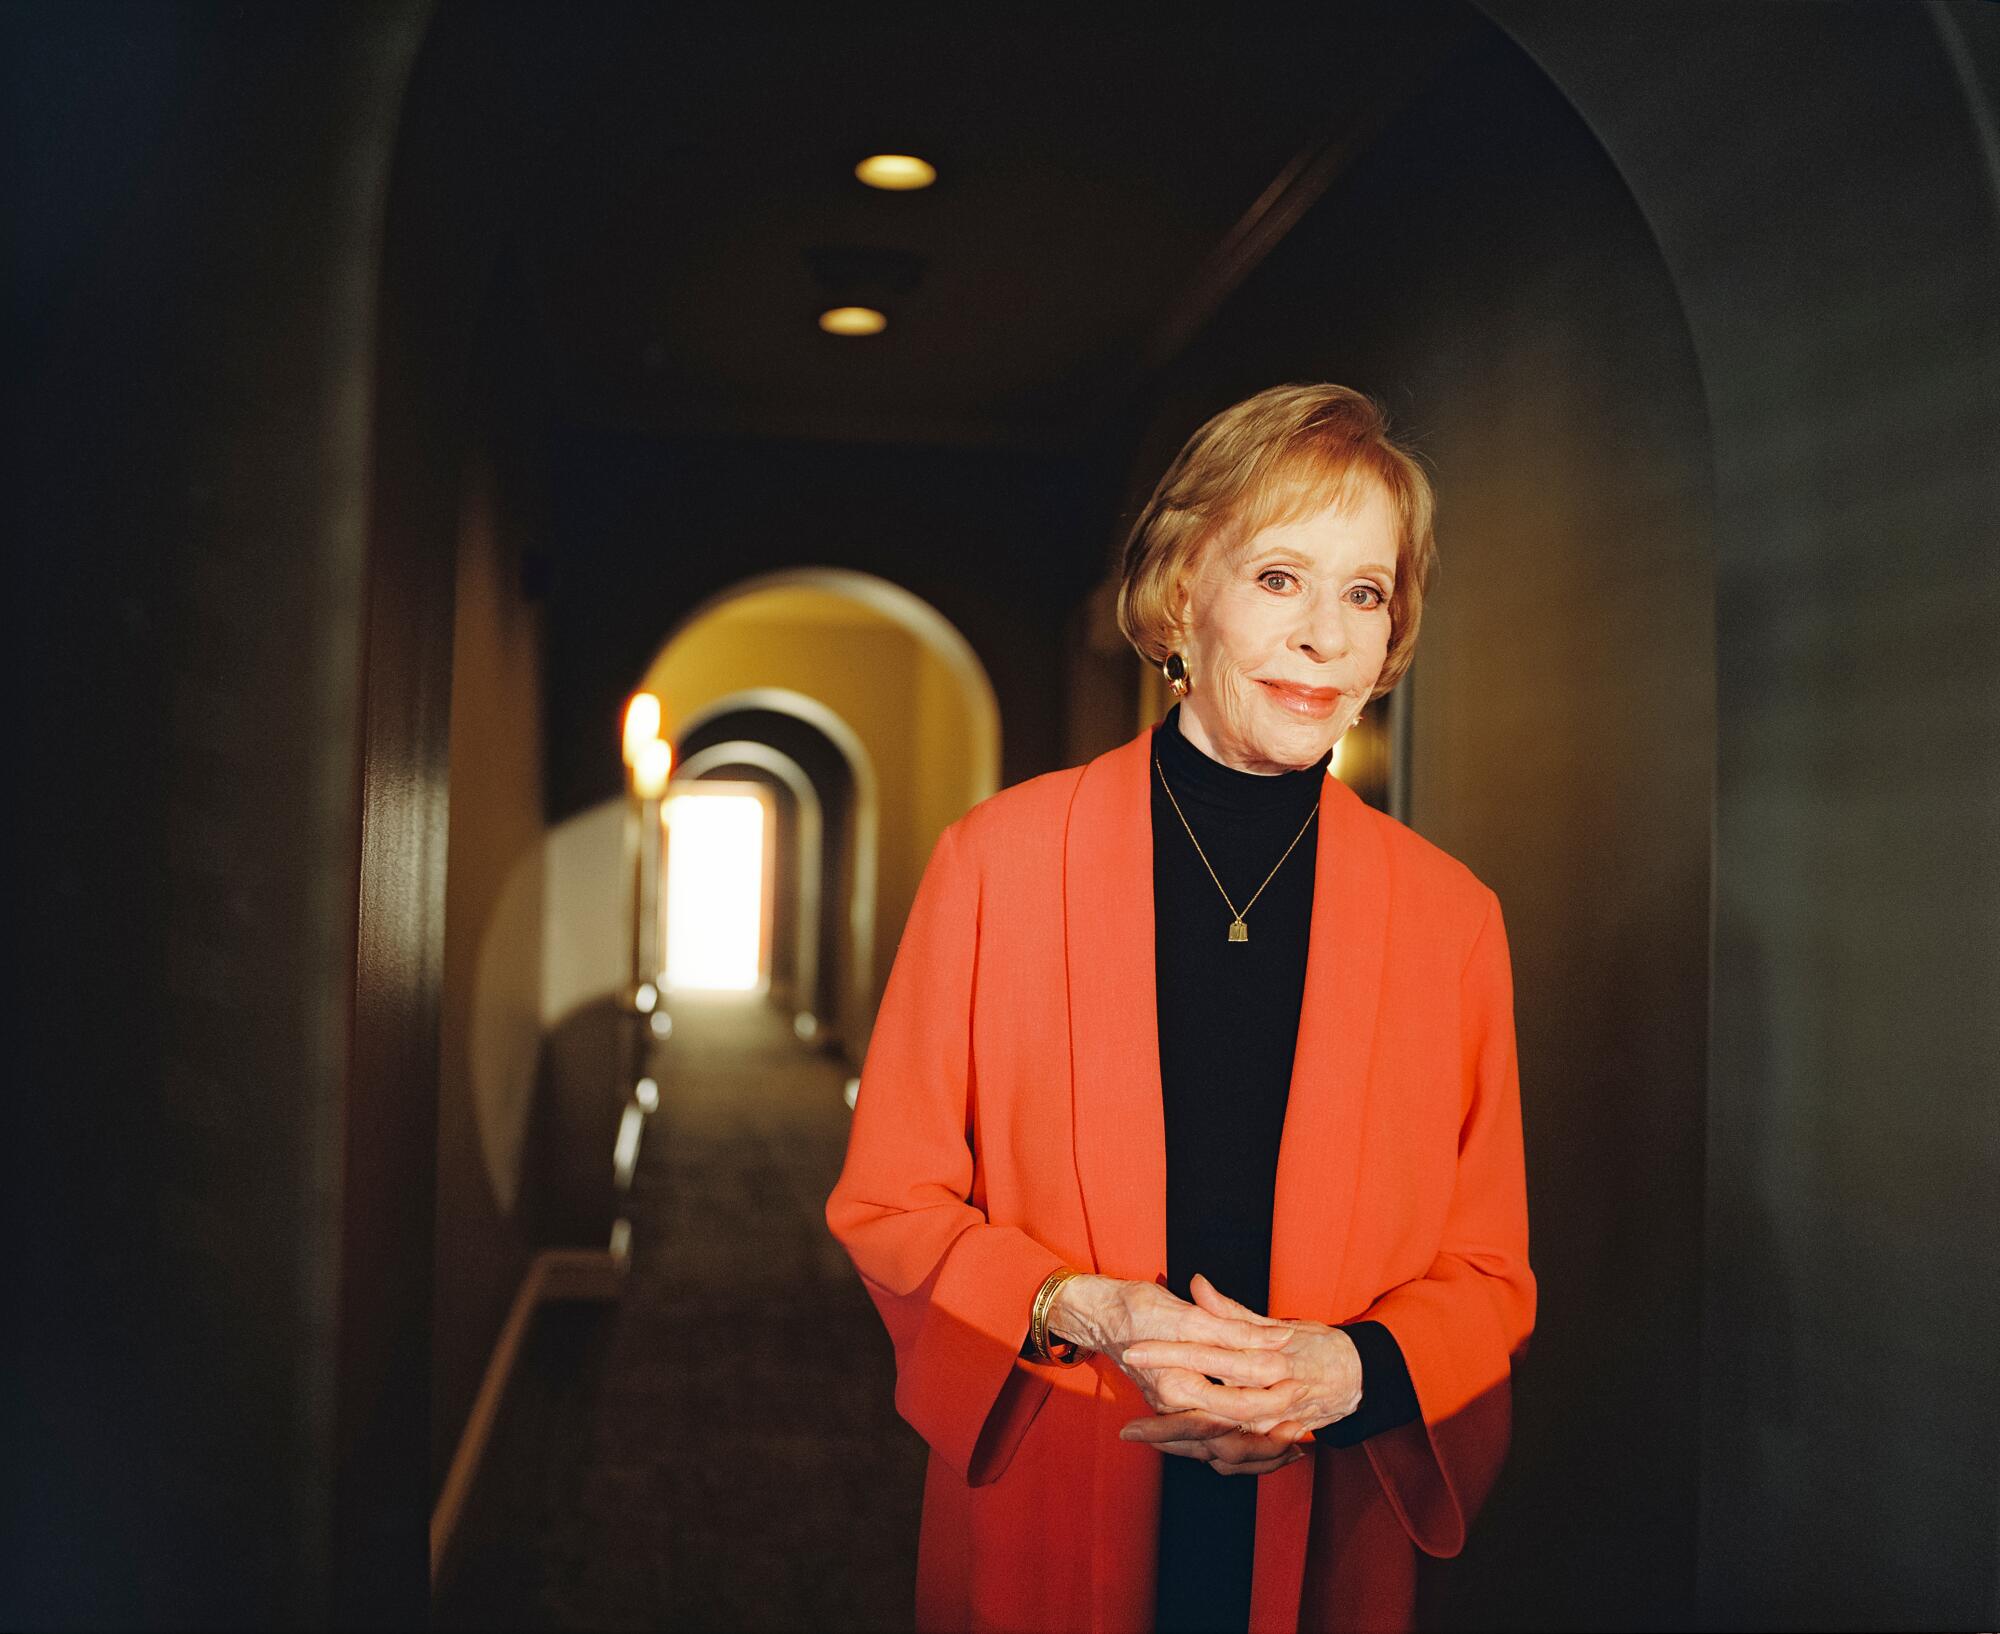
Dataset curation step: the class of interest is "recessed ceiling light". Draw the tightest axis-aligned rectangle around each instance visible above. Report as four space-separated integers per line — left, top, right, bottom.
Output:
855 153 936 191
819 305 887 336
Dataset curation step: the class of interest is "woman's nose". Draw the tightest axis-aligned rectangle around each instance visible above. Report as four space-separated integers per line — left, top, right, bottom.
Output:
1293 595 1350 660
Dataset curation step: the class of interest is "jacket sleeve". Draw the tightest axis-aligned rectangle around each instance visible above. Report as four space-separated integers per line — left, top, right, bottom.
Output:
1355 886 1535 1556
1322 1320 1420 1447
824 817 1069 1486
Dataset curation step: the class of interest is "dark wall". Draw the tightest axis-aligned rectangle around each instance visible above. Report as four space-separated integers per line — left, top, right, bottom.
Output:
363 11 559 1619
6 3 425 1626
429 382 552 1494
1485 4 2000 1629
1121 29 1714 1628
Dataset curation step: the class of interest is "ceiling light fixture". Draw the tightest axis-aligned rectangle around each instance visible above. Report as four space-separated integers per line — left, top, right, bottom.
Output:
819 305 887 336
854 153 936 191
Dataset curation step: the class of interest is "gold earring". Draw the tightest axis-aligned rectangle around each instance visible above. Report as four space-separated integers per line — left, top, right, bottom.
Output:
1162 652 1190 699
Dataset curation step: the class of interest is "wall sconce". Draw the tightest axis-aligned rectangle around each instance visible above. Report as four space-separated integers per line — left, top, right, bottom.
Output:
622 692 661 770
622 704 672 991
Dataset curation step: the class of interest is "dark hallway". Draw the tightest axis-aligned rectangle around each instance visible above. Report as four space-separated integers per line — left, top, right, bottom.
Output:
437 999 922 1632
8 4 1998 1631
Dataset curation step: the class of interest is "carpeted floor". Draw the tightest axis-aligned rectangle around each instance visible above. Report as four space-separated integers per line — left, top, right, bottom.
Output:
451 996 928 1631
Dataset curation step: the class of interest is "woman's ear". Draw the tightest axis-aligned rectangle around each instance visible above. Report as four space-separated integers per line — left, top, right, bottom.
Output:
1167 577 1193 651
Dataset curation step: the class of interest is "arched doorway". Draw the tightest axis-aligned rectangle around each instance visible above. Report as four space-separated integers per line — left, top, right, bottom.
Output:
636 569 1002 1062
673 739 826 1034
674 689 874 1055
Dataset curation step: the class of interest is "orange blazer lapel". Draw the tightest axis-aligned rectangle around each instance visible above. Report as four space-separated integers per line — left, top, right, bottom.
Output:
1270 770 1391 1324
1062 726 1167 1284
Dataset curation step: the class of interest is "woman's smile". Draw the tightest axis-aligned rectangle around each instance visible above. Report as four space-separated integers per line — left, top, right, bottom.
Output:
1254 677 1343 719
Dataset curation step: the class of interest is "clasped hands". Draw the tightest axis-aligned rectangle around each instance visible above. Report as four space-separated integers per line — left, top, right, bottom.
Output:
1049 1271 1363 1476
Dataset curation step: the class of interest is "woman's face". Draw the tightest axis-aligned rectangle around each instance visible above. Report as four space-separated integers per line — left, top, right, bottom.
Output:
1172 481 1399 774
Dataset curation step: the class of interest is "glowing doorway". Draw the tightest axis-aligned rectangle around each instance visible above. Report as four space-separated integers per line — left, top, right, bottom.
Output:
663 783 774 994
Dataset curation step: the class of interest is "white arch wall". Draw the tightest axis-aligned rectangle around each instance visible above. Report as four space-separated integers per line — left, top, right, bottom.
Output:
538 797 629 1037
663 566 1001 811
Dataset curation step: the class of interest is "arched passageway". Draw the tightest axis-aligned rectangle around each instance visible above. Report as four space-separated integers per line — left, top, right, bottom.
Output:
673 739 827 1031
670 689 875 1056
636 570 1002 1062
675 707 861 1048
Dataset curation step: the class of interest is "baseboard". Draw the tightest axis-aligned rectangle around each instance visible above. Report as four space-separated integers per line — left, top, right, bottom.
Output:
430 1246 627 1585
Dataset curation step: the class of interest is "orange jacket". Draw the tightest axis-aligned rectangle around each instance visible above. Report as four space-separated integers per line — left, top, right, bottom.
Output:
826 723 1535 1634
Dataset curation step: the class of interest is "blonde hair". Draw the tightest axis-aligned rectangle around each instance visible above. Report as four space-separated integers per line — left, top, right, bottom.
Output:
1116 383 1438 698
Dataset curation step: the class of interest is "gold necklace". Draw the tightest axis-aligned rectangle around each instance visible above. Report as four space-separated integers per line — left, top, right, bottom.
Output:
1153 754 1319 943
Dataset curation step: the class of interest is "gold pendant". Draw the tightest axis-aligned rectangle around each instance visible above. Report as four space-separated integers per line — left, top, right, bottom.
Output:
1228 919 1248 943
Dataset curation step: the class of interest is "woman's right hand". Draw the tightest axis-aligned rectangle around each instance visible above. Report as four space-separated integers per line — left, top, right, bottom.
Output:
1050 1276 1308 1473
1048 1274 1293 1417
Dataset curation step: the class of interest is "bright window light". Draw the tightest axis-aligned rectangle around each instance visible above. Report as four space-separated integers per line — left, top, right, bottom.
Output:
664 792 766 992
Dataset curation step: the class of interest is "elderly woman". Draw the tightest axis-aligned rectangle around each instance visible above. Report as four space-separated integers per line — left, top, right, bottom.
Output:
826 384 1534 1634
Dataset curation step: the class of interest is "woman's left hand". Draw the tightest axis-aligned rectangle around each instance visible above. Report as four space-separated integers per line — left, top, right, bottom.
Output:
1117 1408 1309 1476
1116 1274 1366 1455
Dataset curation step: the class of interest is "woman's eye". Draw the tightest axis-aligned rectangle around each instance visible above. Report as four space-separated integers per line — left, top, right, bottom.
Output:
1259 570 1296 592
1348 583 1389 608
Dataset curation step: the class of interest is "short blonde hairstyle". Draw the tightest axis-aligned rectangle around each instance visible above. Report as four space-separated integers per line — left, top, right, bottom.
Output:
1116 383 1438 699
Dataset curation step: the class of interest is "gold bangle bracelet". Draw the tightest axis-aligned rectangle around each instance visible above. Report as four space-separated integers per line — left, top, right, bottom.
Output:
1025 1272 1055 1362
1027 1267 1088 1366
1027 1270 1054 1362
1029 1270 1065 1364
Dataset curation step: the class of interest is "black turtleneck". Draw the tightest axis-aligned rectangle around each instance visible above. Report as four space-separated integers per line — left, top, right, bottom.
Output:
1149 703 1418 1634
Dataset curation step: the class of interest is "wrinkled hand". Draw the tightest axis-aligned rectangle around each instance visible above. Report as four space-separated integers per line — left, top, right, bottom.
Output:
1116 1403 1311 1476
1051 1273 1316 1476
1049 1271 1292 1415
1115 1275 1365 1473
